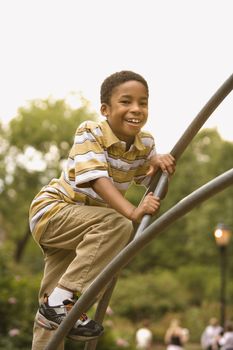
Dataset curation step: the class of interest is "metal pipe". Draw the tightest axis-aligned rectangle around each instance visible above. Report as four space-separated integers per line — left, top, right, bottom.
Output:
219 245 227 327
84 277 118 350
84 72 233 350
46 73 233 350
84 177 170 350
136 73 233 238
135 172 169 239
45 168 233 350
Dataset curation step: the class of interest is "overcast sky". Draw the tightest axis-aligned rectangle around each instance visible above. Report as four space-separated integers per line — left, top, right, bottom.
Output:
0 0 232 152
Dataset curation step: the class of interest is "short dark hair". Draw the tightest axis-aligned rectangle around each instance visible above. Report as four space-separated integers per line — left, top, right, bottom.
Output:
100 70 149 104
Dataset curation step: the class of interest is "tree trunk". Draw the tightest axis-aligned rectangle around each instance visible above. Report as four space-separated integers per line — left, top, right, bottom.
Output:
14 225 31 262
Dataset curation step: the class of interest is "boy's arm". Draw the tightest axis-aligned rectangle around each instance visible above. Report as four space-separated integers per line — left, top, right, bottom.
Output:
91 177 160 222
91 177 136 219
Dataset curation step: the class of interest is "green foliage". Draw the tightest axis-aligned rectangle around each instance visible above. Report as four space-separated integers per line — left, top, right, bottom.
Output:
112 269 188 320
8 97 96 156
0 247 40 349
0 96 97 262
113 263 233 321
125 182 146 206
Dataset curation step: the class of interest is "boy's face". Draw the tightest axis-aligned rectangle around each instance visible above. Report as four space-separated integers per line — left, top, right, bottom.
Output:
101 80 149 145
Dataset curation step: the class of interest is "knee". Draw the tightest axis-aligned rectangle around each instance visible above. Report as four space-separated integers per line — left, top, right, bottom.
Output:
111 212 134 241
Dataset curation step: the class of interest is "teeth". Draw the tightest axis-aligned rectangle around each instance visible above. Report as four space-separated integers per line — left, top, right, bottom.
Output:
127 119 140 123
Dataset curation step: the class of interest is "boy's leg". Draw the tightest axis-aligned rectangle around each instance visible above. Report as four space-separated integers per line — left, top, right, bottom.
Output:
32 248 75 349
40 205 134 294
33 205 133 344
32 323 64 350
39 248 76 302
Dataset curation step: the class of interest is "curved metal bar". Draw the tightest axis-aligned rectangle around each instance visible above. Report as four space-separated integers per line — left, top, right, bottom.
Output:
92 73 233 342
46 73 233 350
45 168 233 350
138 73 233 235
84 276 118 350
135 172 169 239
85 172 169 350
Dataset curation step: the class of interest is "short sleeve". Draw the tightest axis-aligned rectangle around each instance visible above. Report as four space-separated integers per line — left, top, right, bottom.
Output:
68 123 110 186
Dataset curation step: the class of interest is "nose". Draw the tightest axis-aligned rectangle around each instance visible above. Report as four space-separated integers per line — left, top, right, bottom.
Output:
130 102 141 114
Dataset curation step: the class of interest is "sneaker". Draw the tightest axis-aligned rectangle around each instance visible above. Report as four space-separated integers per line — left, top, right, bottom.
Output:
35 295 104 341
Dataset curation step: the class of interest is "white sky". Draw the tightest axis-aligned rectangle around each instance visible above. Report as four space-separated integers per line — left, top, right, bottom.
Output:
0 0 232 152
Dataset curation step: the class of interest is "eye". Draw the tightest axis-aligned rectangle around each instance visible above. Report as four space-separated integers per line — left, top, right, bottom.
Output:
120 100 130 105
140 101 148 107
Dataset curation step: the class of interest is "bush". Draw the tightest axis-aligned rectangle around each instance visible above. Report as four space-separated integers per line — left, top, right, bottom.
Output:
0 247 40 349
112 269 188 321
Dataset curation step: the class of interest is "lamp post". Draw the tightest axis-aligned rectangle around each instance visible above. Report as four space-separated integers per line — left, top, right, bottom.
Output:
214 223 231 327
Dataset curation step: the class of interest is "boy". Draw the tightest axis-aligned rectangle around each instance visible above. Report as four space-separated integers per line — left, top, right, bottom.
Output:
30 70 175 348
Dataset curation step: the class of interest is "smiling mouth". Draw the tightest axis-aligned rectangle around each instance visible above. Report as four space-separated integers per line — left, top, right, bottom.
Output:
125 118 141 124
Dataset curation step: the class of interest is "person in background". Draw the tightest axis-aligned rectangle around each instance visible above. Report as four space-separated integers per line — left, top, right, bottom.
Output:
218 321 233 350
136 319 153 349
165 319 189 350
201 317 223 350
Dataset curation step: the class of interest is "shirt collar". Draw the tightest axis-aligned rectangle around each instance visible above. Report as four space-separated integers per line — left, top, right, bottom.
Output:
100 119 146 151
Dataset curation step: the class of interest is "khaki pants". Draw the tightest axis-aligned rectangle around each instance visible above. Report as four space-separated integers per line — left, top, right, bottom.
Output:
32 205 133 349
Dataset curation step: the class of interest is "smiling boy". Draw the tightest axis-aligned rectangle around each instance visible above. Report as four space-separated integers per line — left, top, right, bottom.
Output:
29 70 175 348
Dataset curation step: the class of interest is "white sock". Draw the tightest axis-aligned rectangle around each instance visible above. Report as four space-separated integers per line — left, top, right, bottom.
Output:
48 287 73 306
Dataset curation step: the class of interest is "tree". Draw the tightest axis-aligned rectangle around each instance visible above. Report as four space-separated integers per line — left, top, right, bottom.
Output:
126 129 233 273
0 96 97 262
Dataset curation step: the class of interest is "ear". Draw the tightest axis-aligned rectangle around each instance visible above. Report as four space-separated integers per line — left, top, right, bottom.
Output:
100 103 109 117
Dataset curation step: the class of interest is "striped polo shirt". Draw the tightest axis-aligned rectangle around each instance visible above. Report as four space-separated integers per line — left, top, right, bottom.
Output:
29 119 156 241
